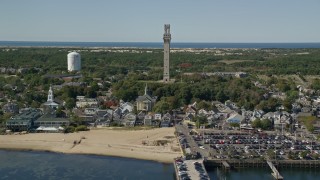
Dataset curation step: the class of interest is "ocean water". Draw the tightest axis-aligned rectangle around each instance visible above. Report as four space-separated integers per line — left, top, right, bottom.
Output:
0 150 175 180
1 150 320 180
1 41 320 48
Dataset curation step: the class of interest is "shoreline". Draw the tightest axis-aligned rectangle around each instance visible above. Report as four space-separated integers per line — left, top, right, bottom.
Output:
0 128 182 164
0 148 174 164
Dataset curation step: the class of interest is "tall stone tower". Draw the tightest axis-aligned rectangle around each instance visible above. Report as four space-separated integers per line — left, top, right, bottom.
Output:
163 24 171 83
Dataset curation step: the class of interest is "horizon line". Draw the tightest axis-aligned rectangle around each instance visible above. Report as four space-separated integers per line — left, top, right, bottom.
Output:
1 40 320 44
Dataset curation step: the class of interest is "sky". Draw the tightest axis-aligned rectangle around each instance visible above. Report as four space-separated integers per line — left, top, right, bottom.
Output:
0 0 320 42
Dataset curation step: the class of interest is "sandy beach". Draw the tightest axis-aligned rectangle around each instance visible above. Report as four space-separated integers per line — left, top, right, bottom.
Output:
0 128 182 163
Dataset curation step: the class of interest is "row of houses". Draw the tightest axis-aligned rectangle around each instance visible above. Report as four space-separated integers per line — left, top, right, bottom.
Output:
0 67 42 74
182 100 297 130
74 102 176 128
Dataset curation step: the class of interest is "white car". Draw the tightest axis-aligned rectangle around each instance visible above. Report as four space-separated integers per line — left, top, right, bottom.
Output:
199 146 205 149
280 151 284 155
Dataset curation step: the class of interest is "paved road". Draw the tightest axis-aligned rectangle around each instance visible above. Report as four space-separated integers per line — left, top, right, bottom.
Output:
176 124 209 158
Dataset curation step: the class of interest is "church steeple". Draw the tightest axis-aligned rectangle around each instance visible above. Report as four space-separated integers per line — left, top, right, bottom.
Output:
144 84 148 95
47 85 54 102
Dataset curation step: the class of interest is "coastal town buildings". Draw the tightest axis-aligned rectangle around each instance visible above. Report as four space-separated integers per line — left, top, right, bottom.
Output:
6 109 42 131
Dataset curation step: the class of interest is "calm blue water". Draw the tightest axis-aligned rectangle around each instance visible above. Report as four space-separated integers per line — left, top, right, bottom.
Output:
0 150 175 180
1 41 320 48
1 150 320 180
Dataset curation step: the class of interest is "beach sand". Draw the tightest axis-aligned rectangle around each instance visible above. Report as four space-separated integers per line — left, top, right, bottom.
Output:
0 128 182 163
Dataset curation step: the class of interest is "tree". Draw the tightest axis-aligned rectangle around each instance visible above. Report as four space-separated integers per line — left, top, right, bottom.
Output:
230 123 240 128
65 98 76 110
56 107 65 118
153 98 170 113
194 115 207 128
261 119 273 130
252 119 262 128
197 100 212 110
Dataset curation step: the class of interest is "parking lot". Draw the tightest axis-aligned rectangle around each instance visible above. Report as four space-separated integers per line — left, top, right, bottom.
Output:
174 157 209 180
195 130 320 160
176 123 320 161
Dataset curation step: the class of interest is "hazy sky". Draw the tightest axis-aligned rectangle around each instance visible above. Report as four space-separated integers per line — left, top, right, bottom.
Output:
1 0 319 42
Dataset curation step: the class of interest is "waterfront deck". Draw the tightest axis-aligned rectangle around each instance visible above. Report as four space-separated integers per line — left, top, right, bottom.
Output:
267 161 283 180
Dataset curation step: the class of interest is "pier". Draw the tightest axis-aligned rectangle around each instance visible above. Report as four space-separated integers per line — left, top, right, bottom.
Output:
221 161 230 171
267 161 283 180
174 158 210 180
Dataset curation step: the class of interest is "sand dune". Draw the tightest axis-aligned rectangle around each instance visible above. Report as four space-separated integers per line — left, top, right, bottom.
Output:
0 128 182 163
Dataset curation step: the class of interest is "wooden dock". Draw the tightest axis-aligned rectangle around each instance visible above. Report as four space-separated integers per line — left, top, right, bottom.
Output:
222 161 230 170
267 161 283 180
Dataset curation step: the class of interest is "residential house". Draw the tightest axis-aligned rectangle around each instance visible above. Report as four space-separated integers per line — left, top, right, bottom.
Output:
184 113 194 121
292 103 302 113
185 106 196 116
226 112 245 124
144 113 161 127
95 109 113 127
84 108 97 116
154 113 162 120
250 109 265 121
161 113 172 127
198 109 209 116
120 102 134 114
274 111 292 130
136 111 146 125
2 102 19 114
242 110 253 121
76 97 98 108
123 113 136 127
225 100 239 111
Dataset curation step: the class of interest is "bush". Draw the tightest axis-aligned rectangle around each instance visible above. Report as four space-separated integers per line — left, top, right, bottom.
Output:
64 126 75 133
75 125 88 132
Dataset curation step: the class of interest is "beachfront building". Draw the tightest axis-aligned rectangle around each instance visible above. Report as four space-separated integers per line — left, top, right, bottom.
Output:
34 112 70 131
144 113 161 127
6 109 42 132
94 109 113 127
136 84 157 112
123 113 137 127
161 112 172 127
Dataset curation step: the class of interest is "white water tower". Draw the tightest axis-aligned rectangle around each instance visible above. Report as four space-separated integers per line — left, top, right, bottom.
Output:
67 52 81 72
